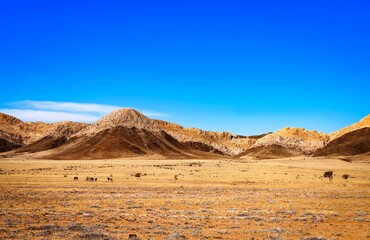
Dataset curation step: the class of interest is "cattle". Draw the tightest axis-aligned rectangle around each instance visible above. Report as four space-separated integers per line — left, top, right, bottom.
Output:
86 177 95 181
107 177 113 182
342 174 350 180
94 178 97 181
74 177 78 181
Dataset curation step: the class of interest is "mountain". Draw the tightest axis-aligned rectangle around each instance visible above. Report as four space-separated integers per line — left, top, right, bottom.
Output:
314 127 370 156
250 127 329 156
0 130 22 152
0 112 87 153
15 121 87 153
0 112 22 125
329 114 370 140
155 120 264 155
42 109 224 160
1 110 369 160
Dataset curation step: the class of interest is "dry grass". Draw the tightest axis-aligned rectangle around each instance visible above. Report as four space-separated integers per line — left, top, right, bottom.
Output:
0 156 369 239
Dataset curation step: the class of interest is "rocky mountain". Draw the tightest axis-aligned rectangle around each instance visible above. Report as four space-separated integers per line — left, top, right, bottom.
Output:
314 127 370 156
15 121 87 153
0 112 87 153
329 114 370 140
155 120 264 155
0 130 22 152
42 109 224 160
252 127 329 155
1 110 369 160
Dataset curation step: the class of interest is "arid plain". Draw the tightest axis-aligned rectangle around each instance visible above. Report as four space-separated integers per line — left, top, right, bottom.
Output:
0 156 369 240
1 110 370 239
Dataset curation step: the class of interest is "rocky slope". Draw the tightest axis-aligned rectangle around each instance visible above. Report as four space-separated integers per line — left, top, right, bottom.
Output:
15 121 87 153
329 114 370 141
0 112 87 152
155 120 263 155
1 110 369 160
238 144 302 159
0 130 22 152
314 127 370 156
75 109 160 138
252 127 329 155
43 109 224 160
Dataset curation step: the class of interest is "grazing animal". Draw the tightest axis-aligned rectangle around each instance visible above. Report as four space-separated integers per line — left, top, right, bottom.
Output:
342 174 350 180
74 177 78 181
94 178 97 181
86 177 94 181
323 171 334 181
107 177 113 181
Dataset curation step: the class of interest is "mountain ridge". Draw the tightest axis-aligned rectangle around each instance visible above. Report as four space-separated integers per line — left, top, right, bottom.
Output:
0 110 369 159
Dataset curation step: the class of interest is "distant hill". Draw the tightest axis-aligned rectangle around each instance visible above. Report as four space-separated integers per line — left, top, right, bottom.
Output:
0 110 369 160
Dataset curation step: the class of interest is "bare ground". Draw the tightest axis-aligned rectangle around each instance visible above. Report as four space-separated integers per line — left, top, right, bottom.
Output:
0 156 369 239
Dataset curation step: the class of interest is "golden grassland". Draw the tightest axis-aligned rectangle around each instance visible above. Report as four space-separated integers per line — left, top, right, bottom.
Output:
0 156 369 239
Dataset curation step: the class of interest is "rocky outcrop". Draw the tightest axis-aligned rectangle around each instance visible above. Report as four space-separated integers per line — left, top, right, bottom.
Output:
0 112 87 152
0 113 22 125
252 127 329 155
15 121 87 153
155 120 260 155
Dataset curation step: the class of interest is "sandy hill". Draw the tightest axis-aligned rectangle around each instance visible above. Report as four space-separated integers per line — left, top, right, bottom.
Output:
329 114 370 140
42 109 224 160
314 127 370 156
155 120 262 155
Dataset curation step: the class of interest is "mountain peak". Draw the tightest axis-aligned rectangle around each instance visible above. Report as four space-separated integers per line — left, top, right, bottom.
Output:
73 108 160 137
95 108 157 129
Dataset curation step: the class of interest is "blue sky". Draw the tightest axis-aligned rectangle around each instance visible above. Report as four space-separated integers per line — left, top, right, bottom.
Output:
0 1 369 135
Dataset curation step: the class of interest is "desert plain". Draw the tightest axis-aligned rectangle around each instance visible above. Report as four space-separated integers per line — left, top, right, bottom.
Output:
0 156 369 240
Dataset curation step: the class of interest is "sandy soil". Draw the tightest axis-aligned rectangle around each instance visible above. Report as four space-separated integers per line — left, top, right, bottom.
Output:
0 156 369 239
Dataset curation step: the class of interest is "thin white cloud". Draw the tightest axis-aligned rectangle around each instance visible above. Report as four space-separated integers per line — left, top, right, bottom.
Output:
10 100 121 114
1 101 168 123
0 109 99 123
